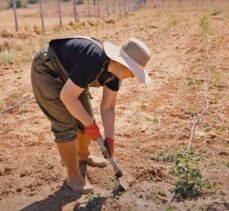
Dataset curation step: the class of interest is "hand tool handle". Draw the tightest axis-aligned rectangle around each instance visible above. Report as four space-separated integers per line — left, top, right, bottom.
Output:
97 136 123 178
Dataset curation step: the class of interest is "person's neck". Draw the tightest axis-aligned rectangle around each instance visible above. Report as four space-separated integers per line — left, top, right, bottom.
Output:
107 60 117 75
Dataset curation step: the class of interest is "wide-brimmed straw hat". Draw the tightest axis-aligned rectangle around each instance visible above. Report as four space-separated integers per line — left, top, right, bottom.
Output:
103 37 151 84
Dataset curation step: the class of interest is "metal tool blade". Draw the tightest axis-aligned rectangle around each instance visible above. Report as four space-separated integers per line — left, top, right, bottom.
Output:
118 175 129 191
96 136 129 191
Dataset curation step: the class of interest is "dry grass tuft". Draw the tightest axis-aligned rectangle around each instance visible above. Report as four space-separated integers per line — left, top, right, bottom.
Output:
68 20 75 27
105 18 116 24
0 38 25 52
0 29 15 38
0 39 10 51
87 19 103 27
0 28 35 40
17 30 33 39
33 25 41 35
0 49 14 65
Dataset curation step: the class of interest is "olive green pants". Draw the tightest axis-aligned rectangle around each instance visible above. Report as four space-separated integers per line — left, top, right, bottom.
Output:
31 45 93 143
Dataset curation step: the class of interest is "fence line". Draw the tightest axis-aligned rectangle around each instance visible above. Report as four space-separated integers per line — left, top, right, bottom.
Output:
9 0 146 32
73 0 79 22
39 0 45 32
146 0 228 9
57 0 63 27
13 0 19 32
9 0 228 33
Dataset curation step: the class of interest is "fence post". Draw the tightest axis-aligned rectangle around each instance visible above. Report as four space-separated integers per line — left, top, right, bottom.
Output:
211 0 214 6
113 0 115 14
13 0 19 32
73 0 79 22
87 0 91 18
106 0 109 17
39 0 45 32
130 0 133 11
97 0 100 18
57 0 63 27
210 0 215 7
133 0 136 11
124 0 127 13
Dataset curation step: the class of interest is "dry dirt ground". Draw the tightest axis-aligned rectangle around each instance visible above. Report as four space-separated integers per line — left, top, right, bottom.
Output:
0 2 229 211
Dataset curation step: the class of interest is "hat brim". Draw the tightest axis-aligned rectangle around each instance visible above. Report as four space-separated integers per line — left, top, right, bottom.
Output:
103 41 151 84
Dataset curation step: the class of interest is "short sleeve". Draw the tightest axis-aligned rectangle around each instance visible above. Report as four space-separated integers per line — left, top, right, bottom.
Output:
69 57 101 88
105 76 121 91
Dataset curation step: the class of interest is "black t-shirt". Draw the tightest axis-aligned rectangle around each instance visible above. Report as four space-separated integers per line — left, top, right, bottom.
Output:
49 38 121 91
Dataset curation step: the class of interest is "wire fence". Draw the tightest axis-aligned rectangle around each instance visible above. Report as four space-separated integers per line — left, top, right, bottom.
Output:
8 0 146 32
2 0 228 33
146 0 229 8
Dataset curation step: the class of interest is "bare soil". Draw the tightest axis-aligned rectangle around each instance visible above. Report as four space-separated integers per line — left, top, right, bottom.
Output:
0 2 229 211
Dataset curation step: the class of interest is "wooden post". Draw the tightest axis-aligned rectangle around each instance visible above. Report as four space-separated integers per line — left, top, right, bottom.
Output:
106 0 109 17
87 0 91 18
133 0 136 11
39 0 45 32
119 0 121 15
113 0 115 14
127 0 129 12
73 0 79 22
97 0 100 18
13 0 19 32
210 0 215 7
57 0 63 27
130 0 133 11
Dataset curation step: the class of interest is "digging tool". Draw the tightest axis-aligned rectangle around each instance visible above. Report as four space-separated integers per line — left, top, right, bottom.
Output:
96 136 129 191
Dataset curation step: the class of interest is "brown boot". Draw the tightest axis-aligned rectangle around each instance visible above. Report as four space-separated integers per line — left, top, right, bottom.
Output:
76 132 108 168
80 154 108 168
66 177 94 194
57 141 93 194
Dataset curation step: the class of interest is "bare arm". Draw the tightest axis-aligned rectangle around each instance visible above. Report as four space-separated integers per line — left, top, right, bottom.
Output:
60 79 94 127
100 86 118 139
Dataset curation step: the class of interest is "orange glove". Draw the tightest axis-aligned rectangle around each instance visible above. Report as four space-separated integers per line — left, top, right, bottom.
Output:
84 121 100 140
104 137 114 158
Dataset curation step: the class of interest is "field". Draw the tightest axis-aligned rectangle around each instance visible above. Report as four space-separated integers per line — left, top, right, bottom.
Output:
0 1 229 211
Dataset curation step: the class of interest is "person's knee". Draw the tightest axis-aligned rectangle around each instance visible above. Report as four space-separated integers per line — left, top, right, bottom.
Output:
54 130 77 143
77 130 91 142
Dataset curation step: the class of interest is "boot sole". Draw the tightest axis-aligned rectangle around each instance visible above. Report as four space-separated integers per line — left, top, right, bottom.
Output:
65 181 94 195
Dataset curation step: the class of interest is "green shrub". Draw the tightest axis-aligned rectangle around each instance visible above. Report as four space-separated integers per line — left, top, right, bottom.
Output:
172 148 214 199
27 0 39 4
211 7 223 16
199 14 212 43
151 148 175 162
0 50 14 65
168 14 178 27
75 0 84 4
8 0 27 8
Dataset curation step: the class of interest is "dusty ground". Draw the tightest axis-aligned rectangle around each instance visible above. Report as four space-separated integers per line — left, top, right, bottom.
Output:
0 2 229 211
